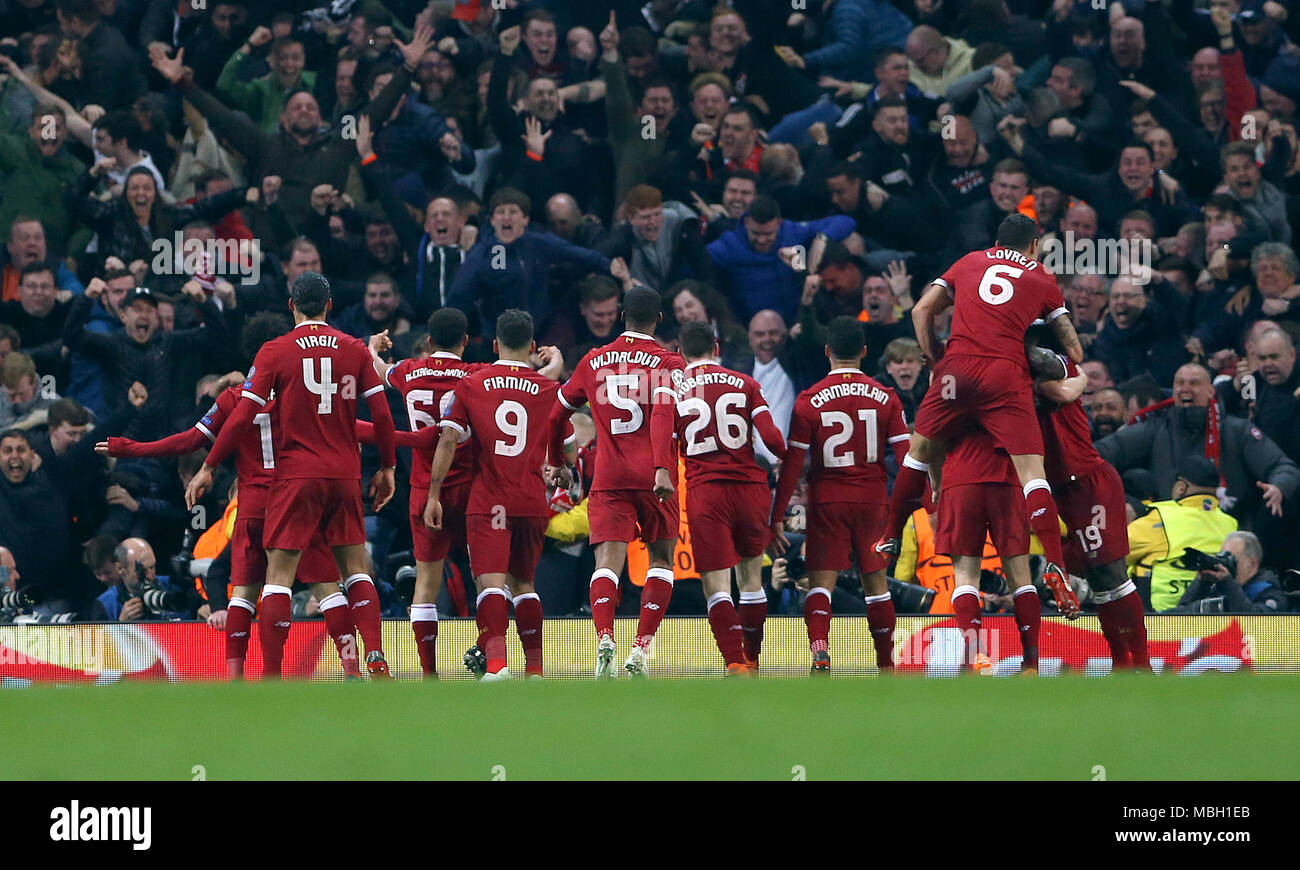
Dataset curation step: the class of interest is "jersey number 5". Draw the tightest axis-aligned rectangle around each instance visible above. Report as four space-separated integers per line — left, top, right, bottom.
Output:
977 264 1023 306
605 374 644 434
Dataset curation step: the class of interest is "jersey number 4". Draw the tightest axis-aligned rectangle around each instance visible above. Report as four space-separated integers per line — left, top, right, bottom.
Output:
821 409 877 467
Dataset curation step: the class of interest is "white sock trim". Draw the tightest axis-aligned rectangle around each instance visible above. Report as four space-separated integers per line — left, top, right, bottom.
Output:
513 592 540 604
706 591 732 610
952 585 980 601
260 585 292 599
410 603 438 621
319 592 348 610
1013 584 1036 598
738 590 767 604
1022 478 1051 497
343 573 374 591
590 568 619 587
646 567 674 585
476 587 508 605
807 587 831 603
902 454 930 472
229 597 256 613
863 591 892 604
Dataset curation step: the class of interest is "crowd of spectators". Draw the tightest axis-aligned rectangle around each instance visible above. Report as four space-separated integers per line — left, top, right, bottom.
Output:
1 0 1299 624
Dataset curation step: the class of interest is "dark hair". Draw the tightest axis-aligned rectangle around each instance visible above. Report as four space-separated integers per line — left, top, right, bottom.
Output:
241 311 292 361
622 26 656 58
47 397 90 429
723 101 762 128
677 320 717 358
996 213 1039 250
622 284 662 329
495 309 535 351
873 46 905 69
1120 139 1155 162
56 0 99 24
270 35 303 59
18 262 55 283
523 8 555 27
971 41 1011 70
489 186 532 218
289 272 331 318
827 316 865 360
579 274 621 306
365 62 400 94
0 324 19 349
0 428 30 448
282 236 319 261
828 159 864 181
193 169 231 193
746 194 781 224
1220 140 1257 167
427 307 469 349
1204 193 1244 218
82 534 120 570
726 168 759 186
873 94 907 116
97 110 144 150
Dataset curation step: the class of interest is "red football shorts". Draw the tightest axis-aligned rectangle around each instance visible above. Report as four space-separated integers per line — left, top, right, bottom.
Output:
935 482 1030 559
1057 462 1130 576
230 517 267 588
588 488 679 546
806 500 888 574
412 483 470 563
230 520 339 587
686 480 771 573
914 354 1044 456
264 477 366 550
466 514 548 582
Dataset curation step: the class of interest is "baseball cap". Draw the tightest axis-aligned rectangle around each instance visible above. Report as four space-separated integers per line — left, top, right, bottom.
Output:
1236 0 1265 20
1176 455 1220 489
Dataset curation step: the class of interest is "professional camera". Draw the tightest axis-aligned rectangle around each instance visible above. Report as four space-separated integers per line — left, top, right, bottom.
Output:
887 578 935 613
0 581 42 621
1174 547 1238 579
169 529 197 584
138 579 196 616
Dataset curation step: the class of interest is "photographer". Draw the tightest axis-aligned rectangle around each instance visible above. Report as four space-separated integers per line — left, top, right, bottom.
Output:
1173 531 1290 614
87 535 197 621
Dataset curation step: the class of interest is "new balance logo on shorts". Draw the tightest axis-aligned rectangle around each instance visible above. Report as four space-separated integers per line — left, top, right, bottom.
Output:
645 603 661 611
275 621 291 628
594 597 611 605
1031 508 1047 519
352 599 372 607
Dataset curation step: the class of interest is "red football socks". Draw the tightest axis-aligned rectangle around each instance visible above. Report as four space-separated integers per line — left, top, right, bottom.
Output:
257 586 292 679
706 593 745 666
344 574 384 657
589 568 619 641
803 588 832 654
951 586 983 665
513 593 544 676
225 598 254 678
635 568 674 649
410 603 439 677
885 458 929 541
864 592 896 670
320 592 361 677
738 590 767 664
476 589 510 673
1012 585 1041 670
1023 480 1066 566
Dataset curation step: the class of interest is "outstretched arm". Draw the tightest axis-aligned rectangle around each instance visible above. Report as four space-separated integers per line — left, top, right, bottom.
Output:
911 282 953 367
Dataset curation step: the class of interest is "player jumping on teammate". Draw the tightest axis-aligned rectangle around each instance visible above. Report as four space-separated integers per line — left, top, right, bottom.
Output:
876 214 1085 619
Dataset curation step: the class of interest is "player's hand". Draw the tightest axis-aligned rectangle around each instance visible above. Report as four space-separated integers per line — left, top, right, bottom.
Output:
653 466 675 502
119 597 144 622
1257 481 1284 517
369 329 393 356
185 463 214 510
207 608 227 630
423 494 443 530
534 345 563 379
369 466 396 512
770 557 789 590
769 521 790 556
545 464 573 489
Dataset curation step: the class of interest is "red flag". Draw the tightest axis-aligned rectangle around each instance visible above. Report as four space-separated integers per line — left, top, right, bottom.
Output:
451 0 481 22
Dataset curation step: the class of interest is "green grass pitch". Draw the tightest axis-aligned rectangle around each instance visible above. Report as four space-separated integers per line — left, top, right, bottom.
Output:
4 674 1298 780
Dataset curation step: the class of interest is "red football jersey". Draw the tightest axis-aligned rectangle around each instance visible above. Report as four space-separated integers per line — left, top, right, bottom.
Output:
442 360 561 517
1038 359 1105 483
557 331 684 492
243 320 384 480
942 426 1018 487
787 368 910 503
196 385 276 518
937 247 1067 372
385 352 485 490
674 361 771 486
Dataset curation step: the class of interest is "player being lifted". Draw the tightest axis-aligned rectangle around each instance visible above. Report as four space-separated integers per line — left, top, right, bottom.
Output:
935 427 1043 675
186 272 399 678
547 285 685 679
673 322 787 675
98 313 367 679
363 308 563 678
1029 336 1150 667
771 317 912 675
424 310 570 681
877 214 1085 619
